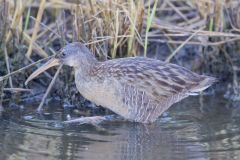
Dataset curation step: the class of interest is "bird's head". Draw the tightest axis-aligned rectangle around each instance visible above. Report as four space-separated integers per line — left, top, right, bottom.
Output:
58 42 96 67
25 42 96 85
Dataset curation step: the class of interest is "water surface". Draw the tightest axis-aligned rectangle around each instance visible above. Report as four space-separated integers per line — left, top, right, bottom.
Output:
1 94 240 160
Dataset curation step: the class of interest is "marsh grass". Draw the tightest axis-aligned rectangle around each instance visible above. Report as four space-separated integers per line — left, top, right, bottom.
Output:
1 0 240 106
144 0 158 56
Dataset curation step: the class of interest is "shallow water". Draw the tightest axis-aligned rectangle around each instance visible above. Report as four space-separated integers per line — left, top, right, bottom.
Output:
1 94 240 160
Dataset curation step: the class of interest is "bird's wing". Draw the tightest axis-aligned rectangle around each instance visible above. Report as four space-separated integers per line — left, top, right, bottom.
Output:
92 57 214 123
94 57 207 98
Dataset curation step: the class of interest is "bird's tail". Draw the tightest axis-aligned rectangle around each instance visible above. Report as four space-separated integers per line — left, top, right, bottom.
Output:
189 76 217 95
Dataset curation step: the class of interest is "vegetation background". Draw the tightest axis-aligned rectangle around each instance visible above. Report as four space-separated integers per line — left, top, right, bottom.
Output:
0 0 240 110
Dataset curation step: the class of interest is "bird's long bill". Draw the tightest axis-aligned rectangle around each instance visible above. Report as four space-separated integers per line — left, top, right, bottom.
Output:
25 58 60 85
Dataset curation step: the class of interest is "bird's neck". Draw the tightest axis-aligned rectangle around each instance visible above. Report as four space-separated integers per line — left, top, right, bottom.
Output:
74 52 97 70
73 59 98 80
74 64 89 76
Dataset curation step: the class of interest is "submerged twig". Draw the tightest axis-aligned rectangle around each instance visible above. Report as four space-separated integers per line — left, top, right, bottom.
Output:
3 88 32 93
63 116 108 125
0 82 4 113
0 104 3 115
37 64 63 112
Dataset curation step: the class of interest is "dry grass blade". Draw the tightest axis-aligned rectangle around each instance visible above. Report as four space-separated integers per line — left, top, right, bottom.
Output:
3 45 13 88
22 30 49 57
127 0 138 56
167 1 189 24
0 56 53 82
165 28 202 63
112 9 119 58
26 0 46 58
37 64 63 112
148 37 240 46
6 0 27 43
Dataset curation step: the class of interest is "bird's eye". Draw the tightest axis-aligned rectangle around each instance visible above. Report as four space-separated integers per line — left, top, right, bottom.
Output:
62 52 66 56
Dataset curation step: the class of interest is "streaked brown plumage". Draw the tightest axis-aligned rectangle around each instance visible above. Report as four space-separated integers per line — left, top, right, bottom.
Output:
25 42 216 123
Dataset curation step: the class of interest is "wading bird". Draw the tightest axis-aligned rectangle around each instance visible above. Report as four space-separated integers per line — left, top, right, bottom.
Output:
25 42 215 123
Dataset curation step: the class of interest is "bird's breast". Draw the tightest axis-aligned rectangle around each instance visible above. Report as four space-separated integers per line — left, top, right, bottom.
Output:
74 72 128 117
